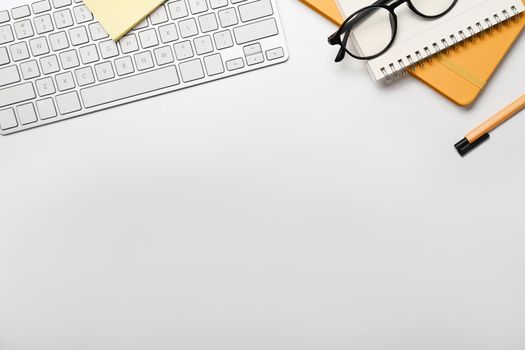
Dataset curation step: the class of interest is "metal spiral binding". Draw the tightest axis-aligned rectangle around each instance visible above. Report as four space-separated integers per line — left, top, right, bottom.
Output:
380 5 522 84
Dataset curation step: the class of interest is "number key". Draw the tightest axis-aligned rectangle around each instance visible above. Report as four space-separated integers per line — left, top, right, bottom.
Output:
53 9 74 29
14 20 34 39
34 14 55 34
73 5 93 24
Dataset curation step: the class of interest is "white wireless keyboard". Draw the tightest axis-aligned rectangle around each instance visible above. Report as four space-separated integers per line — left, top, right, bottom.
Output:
0 0 288 135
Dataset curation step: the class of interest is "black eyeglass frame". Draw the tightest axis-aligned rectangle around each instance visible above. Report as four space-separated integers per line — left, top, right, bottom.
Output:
328 0 458 62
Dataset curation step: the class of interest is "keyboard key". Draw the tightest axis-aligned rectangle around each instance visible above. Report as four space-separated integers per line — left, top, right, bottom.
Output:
115 56 135 76
36 76 56 96
134 51 154 71
89 22 108 41
226 57 244 71
213 30 233 49
34 14 54 34
233 18 278 44
149 5 168 25
218 8 238 27
0 47 9 66
194 35 213 55
75 66 95 86
168 1 189 20
12 6 31 20
20 60 41 79
0 25 15 45
0 82 36 108
158 23 178 43
243 43 261 56
204 53 224 76
238 0 273 22
14 20 35 39
56 71 76 91
94 61 115 81
73 5 93 24
10 42 30 62
266 47 284 60
179 18 198 38
32 1 52 14
36 98 57 119
40 55 60 74
0 11 10 24
179 58 205 82
99 40 119 59
154 46 174 66
138 28 159 49
79 44 99 64
54 9 74 29
52 0 72 9
188 0 208 15
198 13 218 33
29 37 50 56
209 0 228 9
59 49 80 69
49 31 69 51
56 91 81 114
0 66 21 87
69 26 89 45
17 103 38 125
120 34 139 54
173 40 194 60
81 66 180 108
246 52 264 65
0 108 18 130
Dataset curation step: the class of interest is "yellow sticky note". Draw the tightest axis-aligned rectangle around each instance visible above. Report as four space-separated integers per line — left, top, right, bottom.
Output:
84 0 166 41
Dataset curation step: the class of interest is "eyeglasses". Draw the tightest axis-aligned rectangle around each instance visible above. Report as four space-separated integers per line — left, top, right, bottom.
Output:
328 0 458 62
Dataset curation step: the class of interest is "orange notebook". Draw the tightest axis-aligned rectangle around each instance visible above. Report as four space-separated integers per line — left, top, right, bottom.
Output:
301 0 525 106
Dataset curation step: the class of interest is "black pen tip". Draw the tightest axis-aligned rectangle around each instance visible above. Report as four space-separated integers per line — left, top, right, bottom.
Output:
454 134 490 157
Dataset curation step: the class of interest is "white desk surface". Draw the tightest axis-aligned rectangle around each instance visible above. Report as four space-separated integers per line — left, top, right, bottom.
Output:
1 1 525 349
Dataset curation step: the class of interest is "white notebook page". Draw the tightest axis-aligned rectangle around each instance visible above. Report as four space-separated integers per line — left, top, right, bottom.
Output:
336 0 525 81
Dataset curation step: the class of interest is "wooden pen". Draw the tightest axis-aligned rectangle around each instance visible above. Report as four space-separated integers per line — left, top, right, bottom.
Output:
455 94 525 156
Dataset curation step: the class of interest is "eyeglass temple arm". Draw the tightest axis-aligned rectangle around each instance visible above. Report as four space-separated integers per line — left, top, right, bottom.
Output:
329 0 393 62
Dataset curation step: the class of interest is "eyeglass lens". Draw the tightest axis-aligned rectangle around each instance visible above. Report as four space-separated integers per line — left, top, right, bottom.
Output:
410 0 457 17
340 7 396 59
339 0 457 59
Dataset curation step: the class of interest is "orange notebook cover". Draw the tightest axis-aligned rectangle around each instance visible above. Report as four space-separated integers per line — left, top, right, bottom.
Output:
300 0 525 106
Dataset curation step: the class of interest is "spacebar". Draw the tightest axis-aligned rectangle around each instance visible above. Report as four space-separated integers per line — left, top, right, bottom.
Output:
81 66 180 108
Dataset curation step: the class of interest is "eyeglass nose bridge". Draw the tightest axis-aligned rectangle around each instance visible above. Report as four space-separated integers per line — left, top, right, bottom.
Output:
389 0 409 11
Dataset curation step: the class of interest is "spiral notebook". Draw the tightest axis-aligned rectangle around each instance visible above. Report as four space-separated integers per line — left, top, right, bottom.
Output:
336 0 525 82
301 0 525 106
